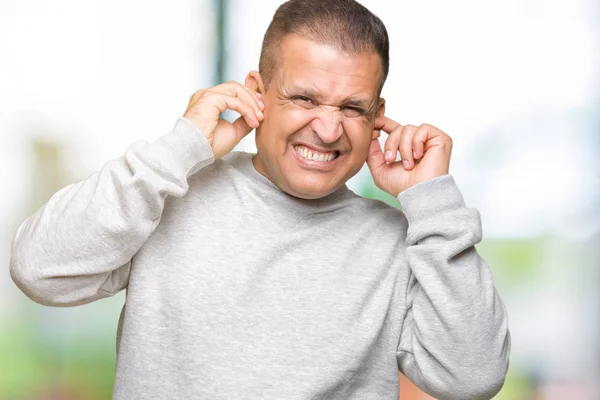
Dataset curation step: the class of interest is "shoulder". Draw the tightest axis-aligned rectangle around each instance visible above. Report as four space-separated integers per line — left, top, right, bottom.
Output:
343 189 408 227
330 190 409 245
188 151 249 184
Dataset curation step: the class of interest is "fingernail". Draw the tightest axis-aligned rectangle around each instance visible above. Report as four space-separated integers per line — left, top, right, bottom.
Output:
413 150 417 158
385 150 393 160
403 160 410 169
259 101 265 109
256 92 262 97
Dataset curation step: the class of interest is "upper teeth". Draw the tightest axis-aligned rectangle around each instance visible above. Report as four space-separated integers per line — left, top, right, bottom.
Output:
294 145 337 162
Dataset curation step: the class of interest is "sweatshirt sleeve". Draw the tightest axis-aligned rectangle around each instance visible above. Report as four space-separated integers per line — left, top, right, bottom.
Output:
9 117 214 307
395 174 511 400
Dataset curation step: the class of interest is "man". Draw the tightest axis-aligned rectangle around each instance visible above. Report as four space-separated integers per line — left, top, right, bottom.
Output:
9 0 511 399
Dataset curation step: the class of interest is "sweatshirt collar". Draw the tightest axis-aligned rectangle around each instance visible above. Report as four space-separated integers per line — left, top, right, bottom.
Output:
232 151 351 220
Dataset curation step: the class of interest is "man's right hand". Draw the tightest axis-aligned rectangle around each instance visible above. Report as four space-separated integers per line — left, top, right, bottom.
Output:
183 81 264 159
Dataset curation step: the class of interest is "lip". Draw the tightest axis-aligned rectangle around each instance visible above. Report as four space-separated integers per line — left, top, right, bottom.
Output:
290 143 343 171
293 142 341 155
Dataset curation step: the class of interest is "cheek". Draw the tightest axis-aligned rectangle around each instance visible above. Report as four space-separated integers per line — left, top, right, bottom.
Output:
262 106 313 143
282 108 314 131
343 120 373 154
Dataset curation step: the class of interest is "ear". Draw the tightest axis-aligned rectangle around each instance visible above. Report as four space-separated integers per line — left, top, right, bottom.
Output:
376 97 386 117
372 97 386 139
245 70 266 96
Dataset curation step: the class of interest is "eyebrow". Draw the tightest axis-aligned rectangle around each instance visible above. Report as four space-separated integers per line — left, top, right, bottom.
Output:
343 98 371 109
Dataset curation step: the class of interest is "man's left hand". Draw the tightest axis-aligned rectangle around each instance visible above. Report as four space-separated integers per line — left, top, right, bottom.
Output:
366 117 453 197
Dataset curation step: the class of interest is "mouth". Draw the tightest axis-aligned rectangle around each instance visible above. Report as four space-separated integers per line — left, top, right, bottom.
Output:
292 144 341 163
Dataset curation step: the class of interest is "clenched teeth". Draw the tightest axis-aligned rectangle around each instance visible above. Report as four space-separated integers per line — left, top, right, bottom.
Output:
293 145 338 162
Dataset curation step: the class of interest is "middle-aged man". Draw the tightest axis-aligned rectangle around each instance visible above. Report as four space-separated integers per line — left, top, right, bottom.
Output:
10 0 511 399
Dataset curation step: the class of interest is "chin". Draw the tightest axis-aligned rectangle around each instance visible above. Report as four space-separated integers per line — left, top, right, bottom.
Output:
273 149 349 199
284 187 336 200
255 149 355 200
285 187 332 200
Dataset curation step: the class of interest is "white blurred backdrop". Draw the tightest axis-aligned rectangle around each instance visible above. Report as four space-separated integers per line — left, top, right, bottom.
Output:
1 1 599 399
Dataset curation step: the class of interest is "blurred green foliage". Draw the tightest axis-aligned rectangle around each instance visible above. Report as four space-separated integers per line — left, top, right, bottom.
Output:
1 323 116 400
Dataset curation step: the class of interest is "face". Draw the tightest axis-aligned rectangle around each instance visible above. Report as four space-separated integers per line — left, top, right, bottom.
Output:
249 34 385 200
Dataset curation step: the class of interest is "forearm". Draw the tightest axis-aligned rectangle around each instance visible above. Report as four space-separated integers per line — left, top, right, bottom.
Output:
10 117 213 306
396 174 511 399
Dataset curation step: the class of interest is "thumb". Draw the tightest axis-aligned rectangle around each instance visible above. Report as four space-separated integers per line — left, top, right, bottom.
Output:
366 138 385 176
232 115 253 141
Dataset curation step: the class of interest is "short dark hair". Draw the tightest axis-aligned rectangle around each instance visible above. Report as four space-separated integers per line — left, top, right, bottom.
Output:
259 0 390 94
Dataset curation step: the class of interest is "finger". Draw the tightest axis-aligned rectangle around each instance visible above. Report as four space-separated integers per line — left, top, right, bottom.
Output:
239 88 264 122
374 116 402 134
222 81 264 121
383 125 403 163
398 124 417 169
188 89 205 107
242 85 265 111
412 124 429 159
366 138 386 173
240 86 264 121
211 92 260 128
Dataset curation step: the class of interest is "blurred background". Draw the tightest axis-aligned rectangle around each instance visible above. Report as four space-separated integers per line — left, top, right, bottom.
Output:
1 0 598 398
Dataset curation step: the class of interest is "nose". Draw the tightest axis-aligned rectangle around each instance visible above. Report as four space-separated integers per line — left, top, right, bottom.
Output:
309 106 344 144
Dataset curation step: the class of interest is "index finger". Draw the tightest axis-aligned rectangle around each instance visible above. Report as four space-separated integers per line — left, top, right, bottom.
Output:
241 85 264 111
374 116 402 134
221 81 264 120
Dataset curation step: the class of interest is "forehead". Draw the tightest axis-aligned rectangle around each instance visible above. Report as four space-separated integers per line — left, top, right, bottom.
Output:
276 34 382 102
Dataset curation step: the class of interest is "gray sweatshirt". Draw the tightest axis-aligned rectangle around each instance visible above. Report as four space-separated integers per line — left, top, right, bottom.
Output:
10 117 511 400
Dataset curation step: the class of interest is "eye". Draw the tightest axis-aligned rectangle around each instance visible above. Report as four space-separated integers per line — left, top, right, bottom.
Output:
341 107 365 118
291 95 316 106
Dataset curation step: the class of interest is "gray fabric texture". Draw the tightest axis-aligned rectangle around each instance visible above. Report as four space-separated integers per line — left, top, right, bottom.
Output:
10 116 511 399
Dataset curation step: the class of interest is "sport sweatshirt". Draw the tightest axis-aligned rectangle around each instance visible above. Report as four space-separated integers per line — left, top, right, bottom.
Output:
10 116 511 400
